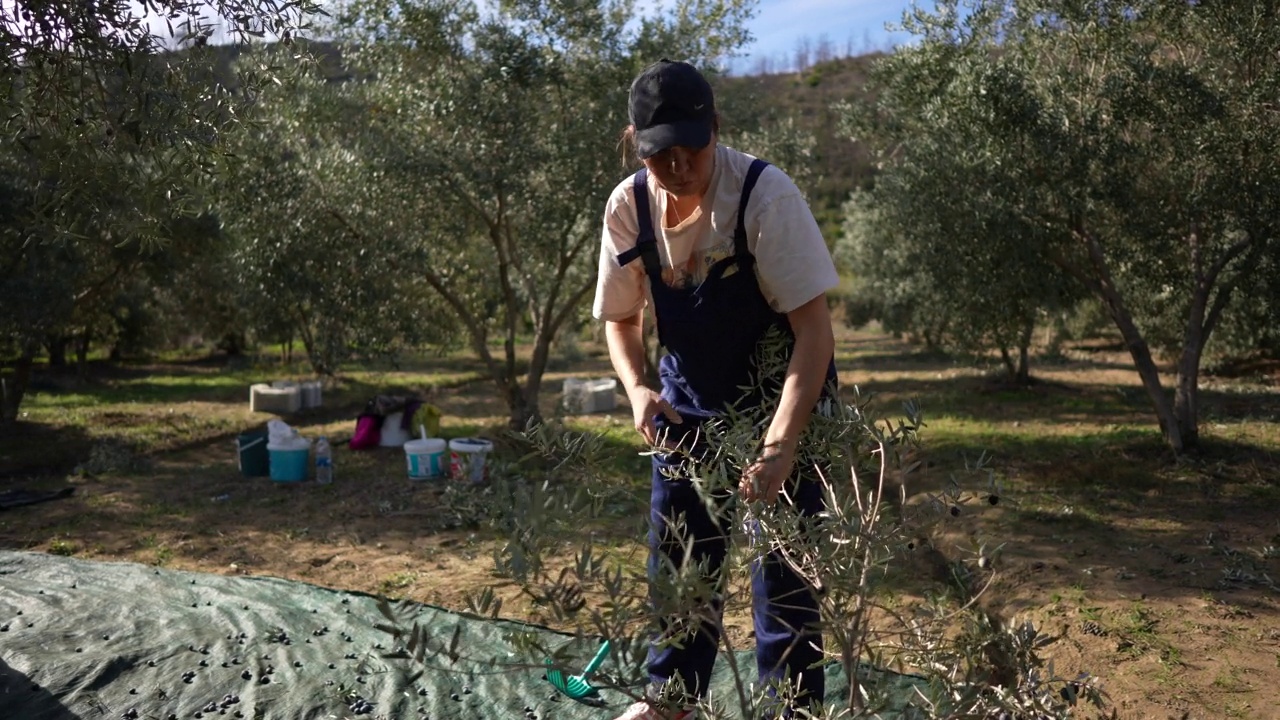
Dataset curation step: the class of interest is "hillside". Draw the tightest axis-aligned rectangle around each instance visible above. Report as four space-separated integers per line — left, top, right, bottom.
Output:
718 53 885 240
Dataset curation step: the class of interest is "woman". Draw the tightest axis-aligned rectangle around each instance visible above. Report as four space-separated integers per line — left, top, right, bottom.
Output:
593 59 840 720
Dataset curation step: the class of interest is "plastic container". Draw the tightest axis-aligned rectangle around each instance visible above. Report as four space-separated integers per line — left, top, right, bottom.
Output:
562 378 618 414
379 412 411 447
268 437 311 483
315 436 333 484
236 431 270 477
410 404 442 439
300 380 323 409
250 383 302 414
449 437 494 483
404 438 447 480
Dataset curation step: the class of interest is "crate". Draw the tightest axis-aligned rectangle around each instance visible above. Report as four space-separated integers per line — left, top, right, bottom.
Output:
250 383 302 414
562 378 618 414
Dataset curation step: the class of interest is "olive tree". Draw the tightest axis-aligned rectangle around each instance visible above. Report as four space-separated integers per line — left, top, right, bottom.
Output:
847 0 1280 452
308 0 753 428
0 0 322 425
836 146 1085 383
216 64 465 377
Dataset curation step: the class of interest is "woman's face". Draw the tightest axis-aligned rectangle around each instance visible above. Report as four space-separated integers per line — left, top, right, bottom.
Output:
641 135 717 200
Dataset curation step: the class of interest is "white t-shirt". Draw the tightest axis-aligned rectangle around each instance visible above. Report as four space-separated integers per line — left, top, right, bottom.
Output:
592 144 839 321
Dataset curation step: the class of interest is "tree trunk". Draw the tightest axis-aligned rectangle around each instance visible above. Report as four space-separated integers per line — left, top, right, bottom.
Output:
518 331 555 432
506 385 539 431
1104 300 1182 452
46 335 69 367
1 348 36 428
999 346 1017 382
1173 348 1201 451
75 332 91 383
1173 281 1212 453
1063 228 1184 453
1016 316 1033 385
219 331 246 356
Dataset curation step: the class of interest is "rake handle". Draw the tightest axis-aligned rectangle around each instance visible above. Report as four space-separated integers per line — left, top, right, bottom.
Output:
581 640 611 675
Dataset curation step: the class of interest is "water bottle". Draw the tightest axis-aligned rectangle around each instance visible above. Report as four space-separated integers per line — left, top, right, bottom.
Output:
315 436 333 484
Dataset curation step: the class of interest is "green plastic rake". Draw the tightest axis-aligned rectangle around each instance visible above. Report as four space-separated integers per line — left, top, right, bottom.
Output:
544 640 612 700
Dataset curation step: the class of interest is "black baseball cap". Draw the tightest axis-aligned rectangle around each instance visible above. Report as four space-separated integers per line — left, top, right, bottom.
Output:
628 60 716 159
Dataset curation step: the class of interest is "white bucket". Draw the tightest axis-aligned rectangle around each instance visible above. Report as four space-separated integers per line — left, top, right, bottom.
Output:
449 437 494 483
379 412 411 447
404 438 447 480
300 380 323 409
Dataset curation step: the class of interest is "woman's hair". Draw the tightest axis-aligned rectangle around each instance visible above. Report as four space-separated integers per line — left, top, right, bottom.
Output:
618 114 722 168
618 125 639 168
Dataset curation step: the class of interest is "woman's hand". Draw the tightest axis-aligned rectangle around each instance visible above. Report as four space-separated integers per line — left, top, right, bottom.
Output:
627 385 682 447
739 442 796 503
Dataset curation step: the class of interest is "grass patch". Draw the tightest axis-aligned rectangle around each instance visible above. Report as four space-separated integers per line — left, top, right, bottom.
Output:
48 538 78 556
378 571 419 596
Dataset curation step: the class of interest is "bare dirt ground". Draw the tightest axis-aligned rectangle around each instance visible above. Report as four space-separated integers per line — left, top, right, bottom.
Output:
2 329 1278 720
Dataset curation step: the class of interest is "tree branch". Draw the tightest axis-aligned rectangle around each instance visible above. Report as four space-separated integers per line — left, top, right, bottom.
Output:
323 205 498 372
1201 238 1266 348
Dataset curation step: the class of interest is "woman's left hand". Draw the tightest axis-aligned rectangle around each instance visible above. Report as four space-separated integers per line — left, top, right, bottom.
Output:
739 443 796 503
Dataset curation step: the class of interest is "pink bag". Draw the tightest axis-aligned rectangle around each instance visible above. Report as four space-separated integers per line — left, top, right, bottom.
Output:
349 413 382 450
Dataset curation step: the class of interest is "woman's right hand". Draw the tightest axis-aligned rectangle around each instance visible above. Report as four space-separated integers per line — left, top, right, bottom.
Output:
627 385 683 448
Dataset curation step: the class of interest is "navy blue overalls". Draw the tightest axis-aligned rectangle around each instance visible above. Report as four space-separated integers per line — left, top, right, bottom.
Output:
615 159 838 710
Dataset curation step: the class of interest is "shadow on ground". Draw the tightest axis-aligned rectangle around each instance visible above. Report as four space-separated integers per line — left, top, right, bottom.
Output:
0 657 82 720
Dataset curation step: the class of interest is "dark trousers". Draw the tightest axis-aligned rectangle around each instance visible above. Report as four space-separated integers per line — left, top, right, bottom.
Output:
645 453 825 710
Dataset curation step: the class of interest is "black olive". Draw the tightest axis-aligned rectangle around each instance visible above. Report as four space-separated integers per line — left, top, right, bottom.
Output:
950 505 960 517
989 494 1000 506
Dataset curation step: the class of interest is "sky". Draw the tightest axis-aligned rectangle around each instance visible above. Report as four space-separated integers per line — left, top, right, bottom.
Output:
5 0 934 66
729 0 932 73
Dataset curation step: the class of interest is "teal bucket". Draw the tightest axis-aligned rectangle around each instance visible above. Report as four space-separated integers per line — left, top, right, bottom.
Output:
268 441 310 483
237 432 270 478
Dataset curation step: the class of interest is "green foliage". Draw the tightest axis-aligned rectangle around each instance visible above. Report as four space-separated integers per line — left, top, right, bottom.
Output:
255 0 756 426
217 56 462 377
0 0 323 422
845 0 1280 451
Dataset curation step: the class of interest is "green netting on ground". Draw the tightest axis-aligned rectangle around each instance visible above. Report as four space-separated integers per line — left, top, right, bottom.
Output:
0 551 927 719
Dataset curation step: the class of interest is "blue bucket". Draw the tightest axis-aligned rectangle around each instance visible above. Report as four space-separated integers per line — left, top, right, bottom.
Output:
268 441 310 483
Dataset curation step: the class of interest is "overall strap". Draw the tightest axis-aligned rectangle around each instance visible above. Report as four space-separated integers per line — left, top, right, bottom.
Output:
733 159 770 256
615 168 662 278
